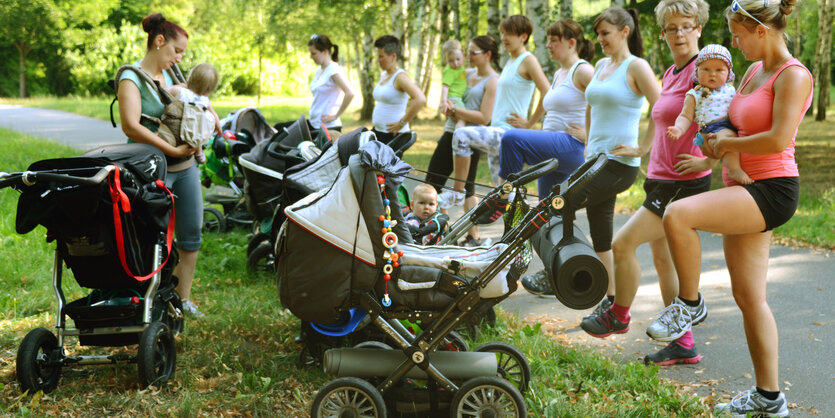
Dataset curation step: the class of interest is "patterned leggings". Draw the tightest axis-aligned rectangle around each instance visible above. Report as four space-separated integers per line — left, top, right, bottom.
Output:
451 125 507 185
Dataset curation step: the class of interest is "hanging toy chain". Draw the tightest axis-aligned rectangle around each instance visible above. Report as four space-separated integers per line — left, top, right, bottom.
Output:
377 173 404 308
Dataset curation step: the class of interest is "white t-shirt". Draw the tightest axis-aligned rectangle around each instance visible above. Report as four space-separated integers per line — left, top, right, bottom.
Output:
372 69 409 133
309 62 344 129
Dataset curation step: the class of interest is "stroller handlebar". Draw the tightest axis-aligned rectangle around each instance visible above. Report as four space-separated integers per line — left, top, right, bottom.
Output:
505 158 559 188
0 165 116 190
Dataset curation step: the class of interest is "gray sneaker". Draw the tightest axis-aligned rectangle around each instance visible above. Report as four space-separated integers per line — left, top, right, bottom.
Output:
182 300 204 318
714 387 789 417
646 295 707 342
584 298 613 320
520 270 553 296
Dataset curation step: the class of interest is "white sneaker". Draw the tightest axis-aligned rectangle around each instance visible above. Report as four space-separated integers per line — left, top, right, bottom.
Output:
182 300 204 318
646 300 692 342
438 189 465 210
714 387 789 417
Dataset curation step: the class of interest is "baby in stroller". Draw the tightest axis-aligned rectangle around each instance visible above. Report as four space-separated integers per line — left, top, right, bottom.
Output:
403 183 449 245
0 143 183 393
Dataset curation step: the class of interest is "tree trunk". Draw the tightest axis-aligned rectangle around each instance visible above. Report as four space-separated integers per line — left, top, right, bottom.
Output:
468 0 479 40
814 0 834 121
391 0 409 71
440 0 449 50
560 0 573 19
487 0 500 49
611 0 625 7
359 31 377 121
414 0 429 86
15 42 28 98
421 8 439 96
451 0 460 38
527 0 552 76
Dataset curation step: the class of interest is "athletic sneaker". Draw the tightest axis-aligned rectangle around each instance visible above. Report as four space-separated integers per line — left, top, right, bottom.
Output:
438 189 465 210
646 295 707 342
583 298 613 319
473 195 508 225
520 270 553 296
643 342 702 366
580 308 629 338
714 387 789 417
182 300 204 318
459 235 484 247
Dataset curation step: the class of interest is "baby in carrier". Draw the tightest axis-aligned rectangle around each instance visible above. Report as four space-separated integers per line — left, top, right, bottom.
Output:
404 183 449 245
162 62 222 164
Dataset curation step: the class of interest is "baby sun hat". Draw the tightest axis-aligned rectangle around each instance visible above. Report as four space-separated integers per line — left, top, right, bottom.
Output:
693 44 735 84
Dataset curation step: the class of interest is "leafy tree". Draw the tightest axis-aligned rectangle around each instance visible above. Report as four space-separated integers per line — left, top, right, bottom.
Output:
0 0 60 97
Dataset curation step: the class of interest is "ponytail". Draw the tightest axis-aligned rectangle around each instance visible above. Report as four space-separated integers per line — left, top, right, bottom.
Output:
309 34 339 62
626 8 644 58
578 39 595 62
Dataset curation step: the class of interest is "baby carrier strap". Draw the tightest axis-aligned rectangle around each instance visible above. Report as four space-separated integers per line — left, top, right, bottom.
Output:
109 64 180 128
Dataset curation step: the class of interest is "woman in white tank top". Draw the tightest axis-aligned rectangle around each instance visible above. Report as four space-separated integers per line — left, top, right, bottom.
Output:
308 34 354 131
371 35 427 144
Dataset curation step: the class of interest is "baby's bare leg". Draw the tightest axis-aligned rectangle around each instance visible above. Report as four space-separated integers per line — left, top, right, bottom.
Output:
717 129 753 185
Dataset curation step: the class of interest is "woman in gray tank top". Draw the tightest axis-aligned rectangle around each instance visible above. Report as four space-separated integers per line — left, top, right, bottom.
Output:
425 35 500 244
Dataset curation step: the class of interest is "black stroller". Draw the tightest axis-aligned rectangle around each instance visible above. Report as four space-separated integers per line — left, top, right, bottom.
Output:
277 142 610 416
241 121 416 274
0 143 183 393
201 107 277 232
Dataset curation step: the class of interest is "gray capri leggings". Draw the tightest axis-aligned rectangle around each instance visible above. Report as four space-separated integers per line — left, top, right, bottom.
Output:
165 163 202 251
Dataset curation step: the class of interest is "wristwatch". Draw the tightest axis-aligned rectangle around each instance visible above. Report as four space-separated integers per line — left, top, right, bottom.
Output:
400 118 408 127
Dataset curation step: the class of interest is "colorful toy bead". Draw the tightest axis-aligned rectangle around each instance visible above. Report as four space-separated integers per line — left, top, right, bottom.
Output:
384 274 391 281
377 175 385 185
379 215 385 221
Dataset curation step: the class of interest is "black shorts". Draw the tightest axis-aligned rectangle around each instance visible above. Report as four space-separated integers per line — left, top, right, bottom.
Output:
742 176 799 231
642 175 711 218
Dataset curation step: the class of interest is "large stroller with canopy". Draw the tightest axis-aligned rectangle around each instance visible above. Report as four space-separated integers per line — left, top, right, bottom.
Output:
0 143 183 393
277 141 611 416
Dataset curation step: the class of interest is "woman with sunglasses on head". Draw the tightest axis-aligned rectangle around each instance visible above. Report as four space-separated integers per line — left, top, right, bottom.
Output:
645 0 812 415
555 7 659 321
117 13 204 317
371 35 427 145
307 34 354 132
580 0 716 356
425 35 500 234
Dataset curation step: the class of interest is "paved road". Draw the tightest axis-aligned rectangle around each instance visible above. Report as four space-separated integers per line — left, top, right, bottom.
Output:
4 105 833 416
0 104 124 150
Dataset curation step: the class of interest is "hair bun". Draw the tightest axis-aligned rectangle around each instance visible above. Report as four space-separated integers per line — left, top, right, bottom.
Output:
141 13 165 34
779 0 796 15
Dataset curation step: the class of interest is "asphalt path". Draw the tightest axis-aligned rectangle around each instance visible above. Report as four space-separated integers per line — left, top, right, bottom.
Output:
3 105 833 416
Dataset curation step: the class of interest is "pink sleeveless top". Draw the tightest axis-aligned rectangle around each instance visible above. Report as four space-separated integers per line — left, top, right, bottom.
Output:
725 58 812 185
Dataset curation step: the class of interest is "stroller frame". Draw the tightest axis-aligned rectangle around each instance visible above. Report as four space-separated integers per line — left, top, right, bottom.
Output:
302 151 610 416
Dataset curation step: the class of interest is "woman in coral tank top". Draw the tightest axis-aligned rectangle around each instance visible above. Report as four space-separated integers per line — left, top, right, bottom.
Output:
646 0 812 415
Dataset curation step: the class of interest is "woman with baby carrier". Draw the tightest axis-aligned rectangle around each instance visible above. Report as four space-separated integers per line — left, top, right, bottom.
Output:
116 12 204 317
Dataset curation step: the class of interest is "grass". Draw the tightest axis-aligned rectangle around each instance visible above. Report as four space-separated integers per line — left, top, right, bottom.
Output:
0 130 714 415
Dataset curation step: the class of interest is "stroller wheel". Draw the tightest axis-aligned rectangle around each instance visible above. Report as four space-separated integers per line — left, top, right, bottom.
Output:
247 232 271 256
450 376 526 418
202 207 226 233
311 377 386 418
17 328 62 394
442 330 469 352
247 242 275 276
474 342 531 392
137 322 176 388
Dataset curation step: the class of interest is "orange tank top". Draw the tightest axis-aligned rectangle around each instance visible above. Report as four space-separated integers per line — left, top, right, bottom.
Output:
725 58 812 185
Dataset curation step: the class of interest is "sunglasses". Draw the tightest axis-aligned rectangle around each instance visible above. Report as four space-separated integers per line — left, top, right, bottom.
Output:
731 0 771 30
468 49 485 56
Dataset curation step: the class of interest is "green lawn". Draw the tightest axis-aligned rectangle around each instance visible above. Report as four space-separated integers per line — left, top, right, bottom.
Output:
0 130 711 415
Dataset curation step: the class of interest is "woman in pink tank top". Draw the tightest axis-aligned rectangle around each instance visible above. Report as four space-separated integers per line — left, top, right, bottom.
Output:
646 0 813 415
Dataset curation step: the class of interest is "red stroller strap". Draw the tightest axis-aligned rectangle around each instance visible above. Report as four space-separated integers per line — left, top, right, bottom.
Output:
109 166 176 281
